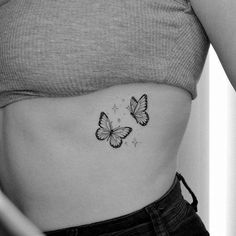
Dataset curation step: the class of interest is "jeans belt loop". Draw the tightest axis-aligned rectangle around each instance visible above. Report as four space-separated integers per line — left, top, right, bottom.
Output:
145 204 170 236
176 172 198 212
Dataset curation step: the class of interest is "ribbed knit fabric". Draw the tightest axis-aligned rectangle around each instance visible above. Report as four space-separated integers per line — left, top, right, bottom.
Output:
0 0 210 108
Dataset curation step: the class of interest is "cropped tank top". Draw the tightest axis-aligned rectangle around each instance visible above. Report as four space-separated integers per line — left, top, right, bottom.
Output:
0 0 210 108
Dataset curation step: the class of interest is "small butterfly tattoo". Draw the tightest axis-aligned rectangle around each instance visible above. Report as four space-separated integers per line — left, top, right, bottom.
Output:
95 112 132 148
128 94 149 126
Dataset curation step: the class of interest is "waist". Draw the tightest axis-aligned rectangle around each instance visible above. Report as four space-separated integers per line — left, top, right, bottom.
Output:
44 173 190 236
0 83 191 231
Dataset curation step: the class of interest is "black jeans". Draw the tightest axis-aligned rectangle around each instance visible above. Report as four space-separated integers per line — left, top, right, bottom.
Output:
44 172 209 236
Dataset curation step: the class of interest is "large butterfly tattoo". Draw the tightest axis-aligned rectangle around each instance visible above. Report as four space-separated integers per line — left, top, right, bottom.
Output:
95 112 132 148
129 94 149 126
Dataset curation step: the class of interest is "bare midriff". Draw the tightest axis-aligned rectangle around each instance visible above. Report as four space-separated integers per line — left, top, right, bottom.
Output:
0 83 192 232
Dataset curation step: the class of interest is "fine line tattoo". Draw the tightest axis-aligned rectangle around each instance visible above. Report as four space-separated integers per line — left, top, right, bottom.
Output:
95 112 132 149
128 94 149 126
112 104 119 113
132 137 141 147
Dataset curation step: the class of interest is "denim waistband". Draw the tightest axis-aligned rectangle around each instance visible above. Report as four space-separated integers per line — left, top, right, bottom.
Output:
44 172 198 236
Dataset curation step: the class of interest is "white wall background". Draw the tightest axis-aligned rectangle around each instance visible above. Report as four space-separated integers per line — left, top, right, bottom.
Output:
177 45 236 236
177 52 209 229
227 78 236 236
208 45 236 236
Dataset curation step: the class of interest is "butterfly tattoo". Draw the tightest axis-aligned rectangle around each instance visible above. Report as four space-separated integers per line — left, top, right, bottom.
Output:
95 112 132 148
128 94 149 126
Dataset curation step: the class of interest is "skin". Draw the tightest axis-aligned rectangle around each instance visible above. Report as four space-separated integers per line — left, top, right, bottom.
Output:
0 0 236 234
190 0 236 90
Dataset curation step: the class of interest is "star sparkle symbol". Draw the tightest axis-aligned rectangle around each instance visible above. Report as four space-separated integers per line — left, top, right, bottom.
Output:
112 104 119 113
132 138 141 147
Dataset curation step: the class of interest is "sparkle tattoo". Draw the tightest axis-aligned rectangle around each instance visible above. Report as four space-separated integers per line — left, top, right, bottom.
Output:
95 94 149 149
132 137 141 147
112 104 119 113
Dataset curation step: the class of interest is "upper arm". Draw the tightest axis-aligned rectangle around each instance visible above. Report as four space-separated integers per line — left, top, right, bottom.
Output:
190 0 236 90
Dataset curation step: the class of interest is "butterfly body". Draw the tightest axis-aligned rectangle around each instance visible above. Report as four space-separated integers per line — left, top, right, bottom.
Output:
95 112 132 148
129 94 149 126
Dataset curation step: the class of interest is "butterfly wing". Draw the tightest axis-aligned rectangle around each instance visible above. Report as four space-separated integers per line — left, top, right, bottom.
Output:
132 111 149 126
130 94 149 126
109 134 122 148
133 94 148 114
95 112 112 140
98 112 113 130
129 96 138 113
95 128 110 140
109 127 132 148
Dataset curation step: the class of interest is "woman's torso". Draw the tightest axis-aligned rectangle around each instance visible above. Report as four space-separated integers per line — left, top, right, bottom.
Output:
0 0 202 232
0 83 192 231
